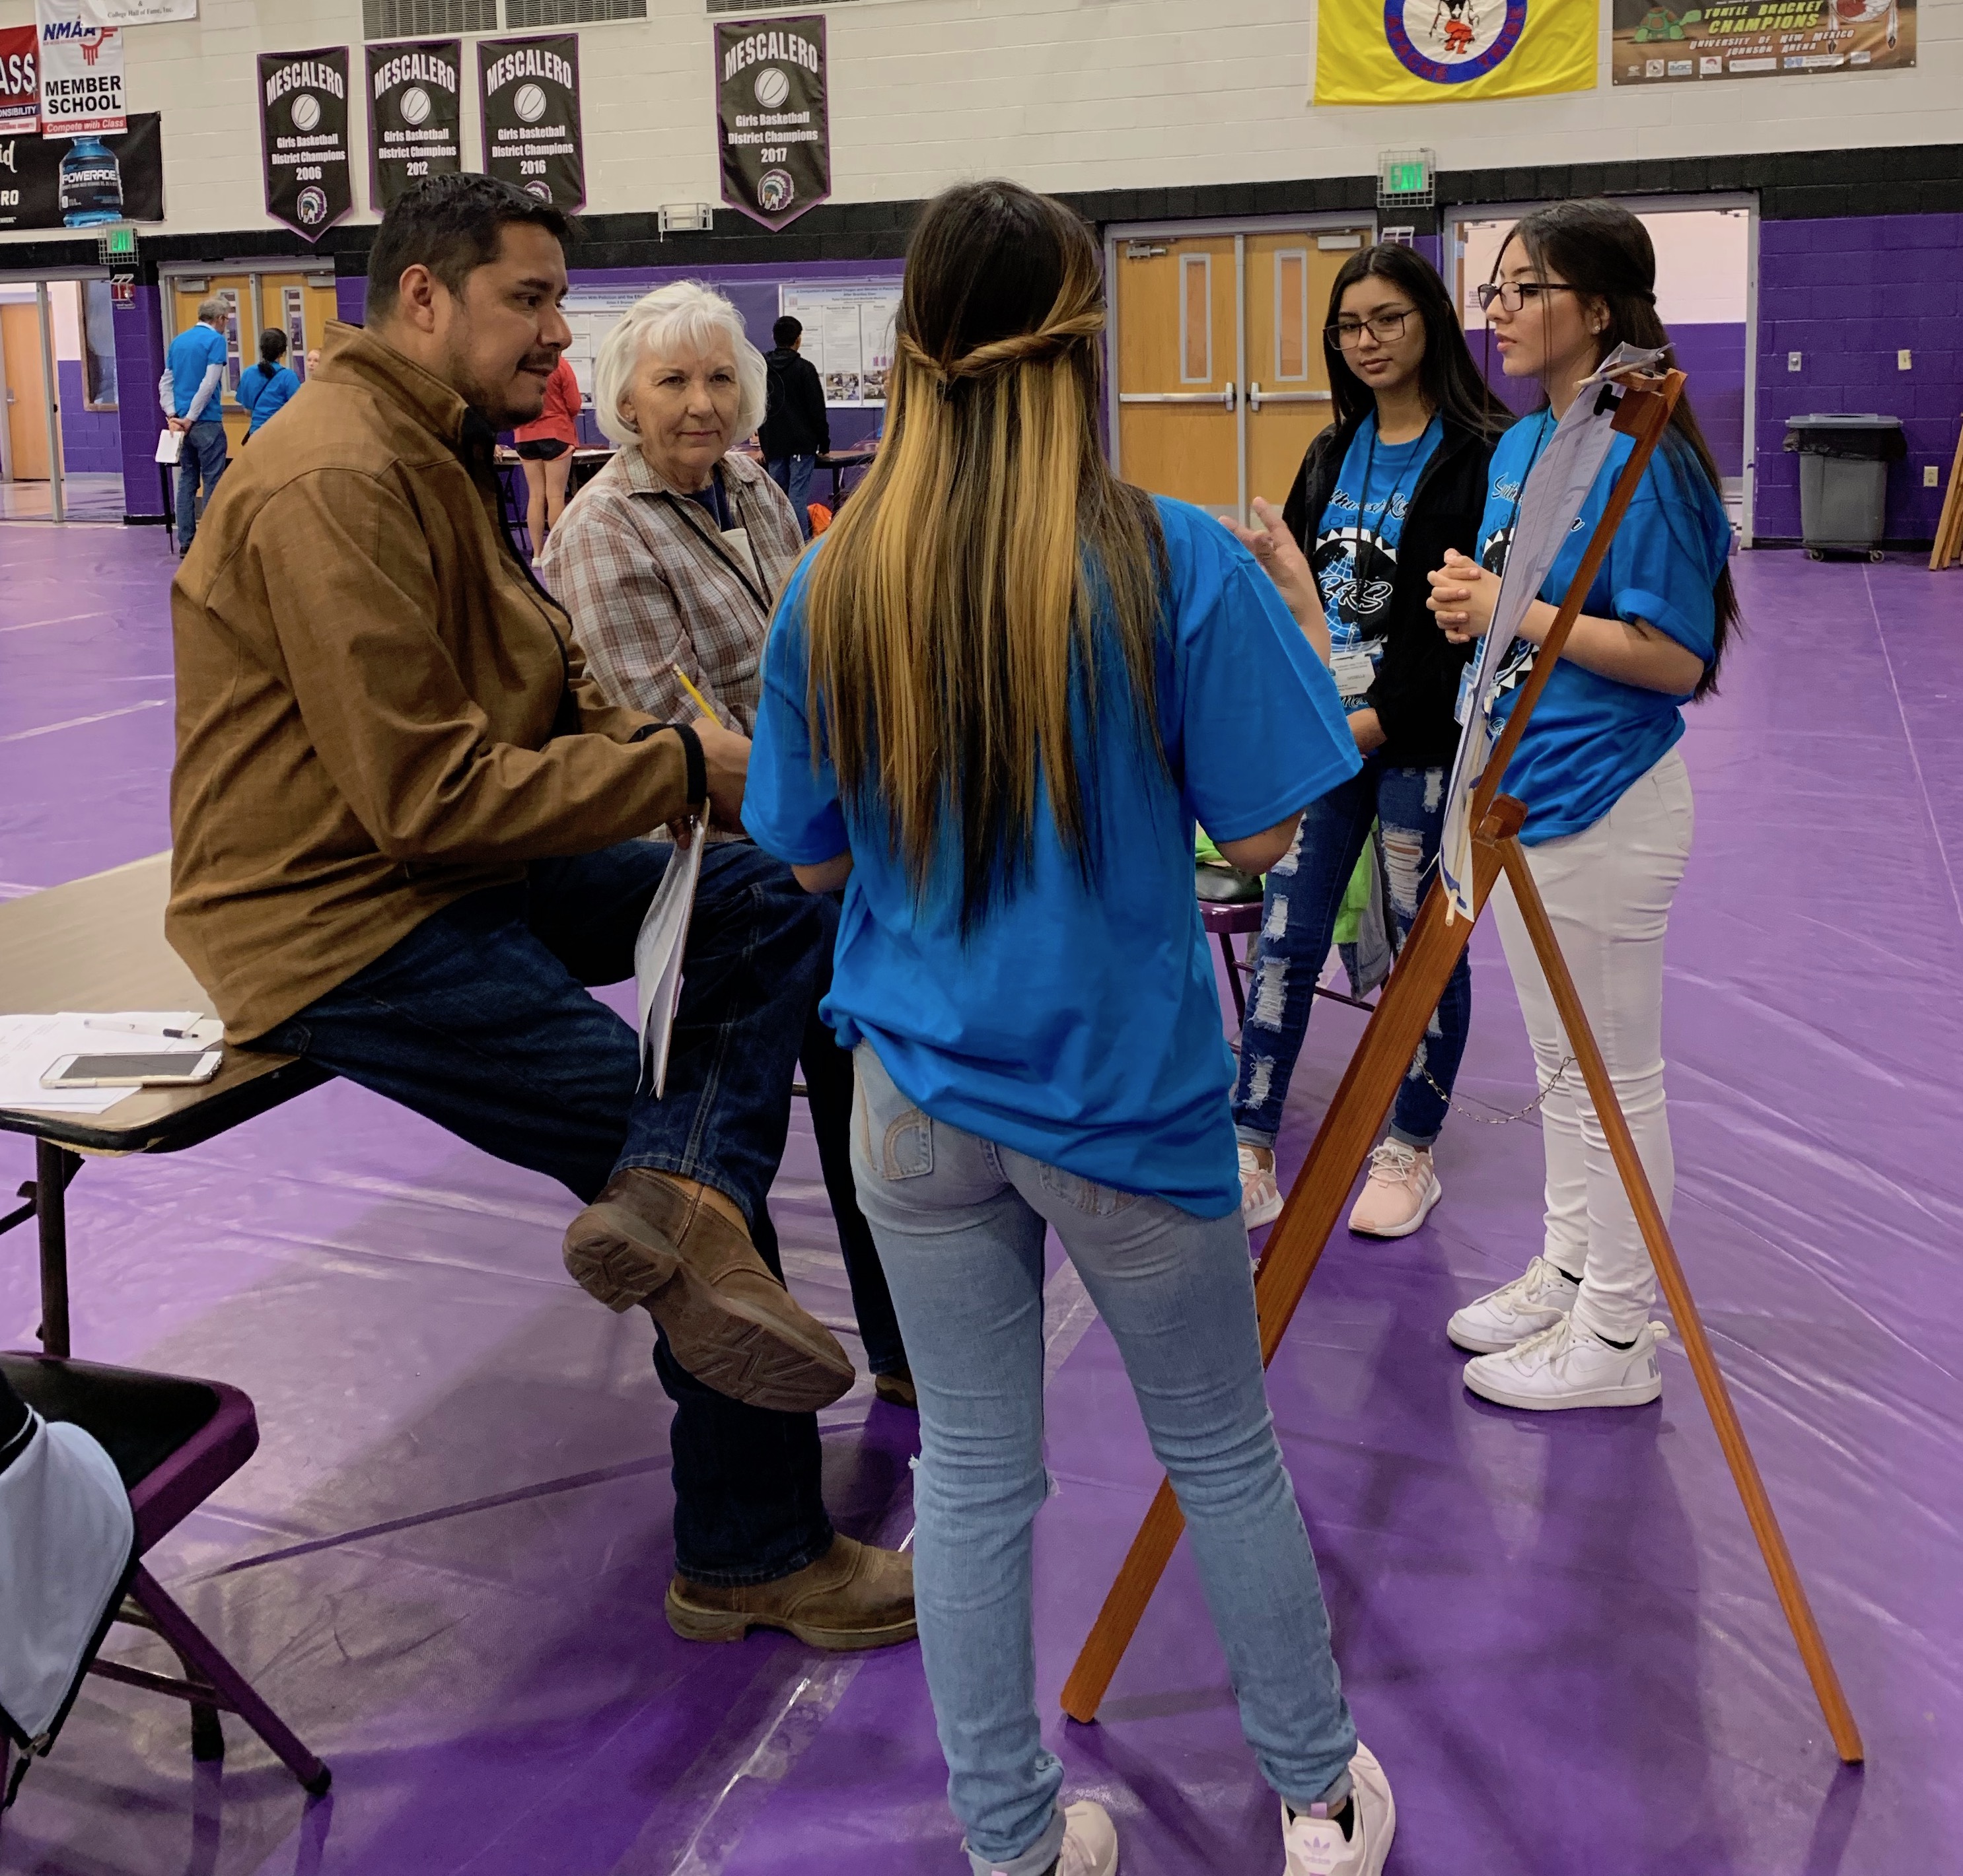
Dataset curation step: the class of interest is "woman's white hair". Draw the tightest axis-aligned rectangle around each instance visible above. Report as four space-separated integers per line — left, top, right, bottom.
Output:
592 280 768 448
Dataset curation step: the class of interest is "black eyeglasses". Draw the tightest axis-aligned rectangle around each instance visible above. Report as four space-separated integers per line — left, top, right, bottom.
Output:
1476 281 1575 314
1326 308 1415 348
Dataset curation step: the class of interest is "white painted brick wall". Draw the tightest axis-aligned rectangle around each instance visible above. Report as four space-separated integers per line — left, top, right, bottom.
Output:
0 0 1956 243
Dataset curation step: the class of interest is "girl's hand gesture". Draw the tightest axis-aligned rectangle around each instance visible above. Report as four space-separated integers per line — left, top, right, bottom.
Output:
1223 500 1330 666
1428 549 1501 644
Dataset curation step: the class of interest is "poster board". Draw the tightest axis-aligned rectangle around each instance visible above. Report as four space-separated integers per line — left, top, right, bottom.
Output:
779 279 898 407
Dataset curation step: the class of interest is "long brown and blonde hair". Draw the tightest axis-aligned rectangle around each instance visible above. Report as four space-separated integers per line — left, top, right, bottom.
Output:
803 180 1166 932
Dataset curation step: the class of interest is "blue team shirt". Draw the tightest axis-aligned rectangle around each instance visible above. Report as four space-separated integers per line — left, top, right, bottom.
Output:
744 497 1360 1217
166 324 230 424
1314 413 1441 706
1477 416 1731 843
237 363 300 434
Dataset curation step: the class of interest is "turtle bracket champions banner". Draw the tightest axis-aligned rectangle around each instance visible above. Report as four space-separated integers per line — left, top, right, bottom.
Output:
478 34 584 212
1314 0 1595 102
259 47 353 242
715 16 829 232
368 38 462 211
1611 0 1913 84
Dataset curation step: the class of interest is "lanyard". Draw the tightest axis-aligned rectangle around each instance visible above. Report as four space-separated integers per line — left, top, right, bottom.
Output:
1351 409 1440 566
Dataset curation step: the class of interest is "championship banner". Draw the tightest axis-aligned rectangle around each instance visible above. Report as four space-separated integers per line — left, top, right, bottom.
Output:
478 34 584 211
1 27 38 134
35 0 124 136
0 111 162 230
1314 0 1596 102
714 16 829 231
367 38 462 211
1610 0 1911 84
258 48 353 242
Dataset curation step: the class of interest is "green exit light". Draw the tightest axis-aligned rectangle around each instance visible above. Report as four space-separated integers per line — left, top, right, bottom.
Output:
1387 162 1427 193
104 225 135 255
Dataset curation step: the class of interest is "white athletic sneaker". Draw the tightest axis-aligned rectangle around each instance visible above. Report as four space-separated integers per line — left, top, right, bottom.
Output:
1052 1799 1119 1876
1240 1144 1283 1231
1282 1743 1395 1876
1446 1254 1580 1354
1346 1139 1441 1238
1462 1315 1666 1412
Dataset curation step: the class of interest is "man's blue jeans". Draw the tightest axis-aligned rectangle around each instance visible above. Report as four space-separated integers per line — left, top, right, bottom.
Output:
1232 756 1472 1152
849 1043 1355 1875
174 420 229 554
765 453 817 539
254 838 884 1584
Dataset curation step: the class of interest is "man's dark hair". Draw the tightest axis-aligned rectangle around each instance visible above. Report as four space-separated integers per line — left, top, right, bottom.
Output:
367 172 571 321
773 315 803 348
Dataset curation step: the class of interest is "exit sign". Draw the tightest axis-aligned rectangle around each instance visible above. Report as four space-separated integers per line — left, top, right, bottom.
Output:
1377 148 1436 208
1386 161 1426 193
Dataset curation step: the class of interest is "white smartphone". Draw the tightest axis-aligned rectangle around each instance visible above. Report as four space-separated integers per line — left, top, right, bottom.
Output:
41 1049 223 1090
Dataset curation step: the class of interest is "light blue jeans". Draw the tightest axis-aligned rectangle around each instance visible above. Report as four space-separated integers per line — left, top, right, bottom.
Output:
849 1043 1355 1876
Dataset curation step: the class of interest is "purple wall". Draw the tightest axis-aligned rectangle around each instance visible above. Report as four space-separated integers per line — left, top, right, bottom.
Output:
1756 211 1963 543
113 285 166 520
57 359 121 474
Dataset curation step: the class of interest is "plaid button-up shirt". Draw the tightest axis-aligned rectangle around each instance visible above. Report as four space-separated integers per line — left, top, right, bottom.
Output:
539 444 806 736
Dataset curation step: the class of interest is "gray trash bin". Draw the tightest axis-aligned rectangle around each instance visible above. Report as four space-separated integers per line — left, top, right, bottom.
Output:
1783 413 1906 561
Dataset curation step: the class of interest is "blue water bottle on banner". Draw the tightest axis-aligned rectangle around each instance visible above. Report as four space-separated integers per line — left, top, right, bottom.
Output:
60 136 124 226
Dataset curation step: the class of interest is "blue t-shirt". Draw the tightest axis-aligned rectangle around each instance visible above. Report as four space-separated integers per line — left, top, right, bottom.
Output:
166 324 230 425
237 363 300 434
744 497 1360 1217
1476 415 1731 843
1314 413 1441 707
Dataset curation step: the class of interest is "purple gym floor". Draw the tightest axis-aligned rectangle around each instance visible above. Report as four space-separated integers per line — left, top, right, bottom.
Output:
2 520 1958 1876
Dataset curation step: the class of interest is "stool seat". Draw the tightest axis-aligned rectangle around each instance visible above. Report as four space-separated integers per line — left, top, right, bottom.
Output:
1200 899 1263 936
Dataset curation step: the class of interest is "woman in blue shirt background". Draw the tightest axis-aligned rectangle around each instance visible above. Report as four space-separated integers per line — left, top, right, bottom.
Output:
1427 199 1737 1414
237 327 301 439
1226 244 1508 1243
746 180 1397 1876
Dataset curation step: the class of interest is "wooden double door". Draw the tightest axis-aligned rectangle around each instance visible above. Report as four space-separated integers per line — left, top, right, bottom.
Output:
1111 224 1372 522
164 270 339 452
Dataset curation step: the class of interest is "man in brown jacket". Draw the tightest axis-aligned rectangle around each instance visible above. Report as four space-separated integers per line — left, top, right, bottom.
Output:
166 174 912 1650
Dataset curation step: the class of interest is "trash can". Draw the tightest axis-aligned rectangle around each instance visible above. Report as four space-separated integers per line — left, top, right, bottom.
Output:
1783 414 1906 561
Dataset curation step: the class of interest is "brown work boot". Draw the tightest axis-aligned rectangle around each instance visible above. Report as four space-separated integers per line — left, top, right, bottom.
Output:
664 1535 917 1650
563 1169 855 1413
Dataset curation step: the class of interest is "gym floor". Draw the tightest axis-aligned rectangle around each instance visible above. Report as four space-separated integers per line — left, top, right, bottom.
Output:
1 522 1956 1875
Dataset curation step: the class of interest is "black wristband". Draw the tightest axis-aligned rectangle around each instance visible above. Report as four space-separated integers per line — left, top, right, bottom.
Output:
664 720 707 808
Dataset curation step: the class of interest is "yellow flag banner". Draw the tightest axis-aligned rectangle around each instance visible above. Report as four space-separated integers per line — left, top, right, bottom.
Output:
1314 0 1598 103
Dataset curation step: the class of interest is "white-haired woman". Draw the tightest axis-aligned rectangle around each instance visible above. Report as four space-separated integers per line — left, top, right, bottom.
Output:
543 280 916 1407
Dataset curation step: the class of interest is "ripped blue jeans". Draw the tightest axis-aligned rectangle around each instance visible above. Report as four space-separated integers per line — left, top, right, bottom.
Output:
1232 756 1472 1152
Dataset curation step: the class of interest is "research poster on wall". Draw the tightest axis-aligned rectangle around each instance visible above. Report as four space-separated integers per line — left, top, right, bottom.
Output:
715 17 830 231
478 34 585 211
34 0 125 135
781 280 897 405
368 38 462 210
0 110 162 229
258 48 352 240
1610 0 1913 82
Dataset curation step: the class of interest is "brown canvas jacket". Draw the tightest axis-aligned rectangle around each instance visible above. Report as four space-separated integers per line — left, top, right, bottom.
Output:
167 320 690 1041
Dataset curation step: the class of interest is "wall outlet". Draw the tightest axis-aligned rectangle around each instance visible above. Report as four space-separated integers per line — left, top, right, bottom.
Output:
1787 351 1802 372
1899 349 1913 370
1927 465 1942 488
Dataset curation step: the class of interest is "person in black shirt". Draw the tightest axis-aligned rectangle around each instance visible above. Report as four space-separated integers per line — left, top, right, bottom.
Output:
760 316 831 541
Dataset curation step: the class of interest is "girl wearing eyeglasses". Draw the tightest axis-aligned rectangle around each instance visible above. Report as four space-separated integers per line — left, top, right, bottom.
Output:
1227 244 1509 1239
1427 199 1736 1412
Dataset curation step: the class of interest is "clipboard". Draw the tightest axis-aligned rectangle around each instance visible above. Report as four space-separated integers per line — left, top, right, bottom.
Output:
155 429 183 466
633 814 707 1097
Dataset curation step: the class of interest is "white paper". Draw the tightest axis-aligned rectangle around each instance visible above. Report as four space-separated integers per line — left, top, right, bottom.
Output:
1438 346 1668 921
154 428 182 466
779 281 900 409
96 0 196 22
0 1011 214 1116
634 827 705 1099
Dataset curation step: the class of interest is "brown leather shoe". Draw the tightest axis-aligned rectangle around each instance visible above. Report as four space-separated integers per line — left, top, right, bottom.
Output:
873 1369 918 1410
664 1535 916 1650
563 1169 855 1413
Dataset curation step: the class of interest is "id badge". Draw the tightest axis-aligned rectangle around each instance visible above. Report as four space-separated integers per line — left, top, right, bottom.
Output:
1454 661 1476 726
1330 648 1374 700
720 525 760 584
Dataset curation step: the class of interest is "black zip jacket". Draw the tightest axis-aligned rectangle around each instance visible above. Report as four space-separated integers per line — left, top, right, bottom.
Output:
759 347 831 459
1280 412 1497 771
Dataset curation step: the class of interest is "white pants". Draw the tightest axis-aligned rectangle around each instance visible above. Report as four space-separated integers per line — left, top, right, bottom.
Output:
1490 747 1694 1343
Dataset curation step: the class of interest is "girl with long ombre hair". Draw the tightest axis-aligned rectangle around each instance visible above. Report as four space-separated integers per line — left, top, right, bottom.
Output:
744 181 1398 1876
1428 199 1736 1414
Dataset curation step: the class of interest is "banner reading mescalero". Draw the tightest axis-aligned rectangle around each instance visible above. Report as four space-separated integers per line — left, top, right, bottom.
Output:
478 35 584 211
258 48 352 241
1610 0 1911 84
368 38 462 210
0 112 162 230
1314 0 1595 102
715 17 828 231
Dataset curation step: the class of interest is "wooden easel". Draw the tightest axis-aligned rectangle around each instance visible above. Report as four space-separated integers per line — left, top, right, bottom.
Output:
1059 370 1865 1764
1929 417 1963 571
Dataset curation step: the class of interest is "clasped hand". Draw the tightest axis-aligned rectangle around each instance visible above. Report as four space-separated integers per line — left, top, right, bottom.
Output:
1427 549 1501 644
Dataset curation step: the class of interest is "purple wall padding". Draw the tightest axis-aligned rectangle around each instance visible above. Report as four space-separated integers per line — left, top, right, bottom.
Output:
57 359 122 474
1756 211 1963 542
113 284 166 520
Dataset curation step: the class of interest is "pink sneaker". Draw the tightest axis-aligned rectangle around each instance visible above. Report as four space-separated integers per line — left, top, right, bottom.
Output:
1240 1144 1283 1230
1346 1139 1441 1238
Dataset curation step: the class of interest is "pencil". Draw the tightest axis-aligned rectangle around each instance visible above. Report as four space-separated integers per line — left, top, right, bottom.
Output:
669 664 721 725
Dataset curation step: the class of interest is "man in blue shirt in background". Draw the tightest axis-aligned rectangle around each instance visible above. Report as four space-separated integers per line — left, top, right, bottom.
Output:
159 296 232 554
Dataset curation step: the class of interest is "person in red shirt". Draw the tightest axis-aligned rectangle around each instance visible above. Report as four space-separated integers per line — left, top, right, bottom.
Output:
513 353 582 557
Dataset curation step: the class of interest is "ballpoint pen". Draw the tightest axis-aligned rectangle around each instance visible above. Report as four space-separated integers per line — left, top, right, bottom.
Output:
84 1018 195 1039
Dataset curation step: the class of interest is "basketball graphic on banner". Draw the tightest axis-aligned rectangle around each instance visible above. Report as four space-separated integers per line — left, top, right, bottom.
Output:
754 65 789 108
513 80 549 122
400 84 432 125
1384 0 1529 81
290 91 322 131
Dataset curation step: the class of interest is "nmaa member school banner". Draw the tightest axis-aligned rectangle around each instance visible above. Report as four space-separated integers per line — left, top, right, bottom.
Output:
35 0 125 135
715 17 829 231
258 47 353 241
1314 0 1596 102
